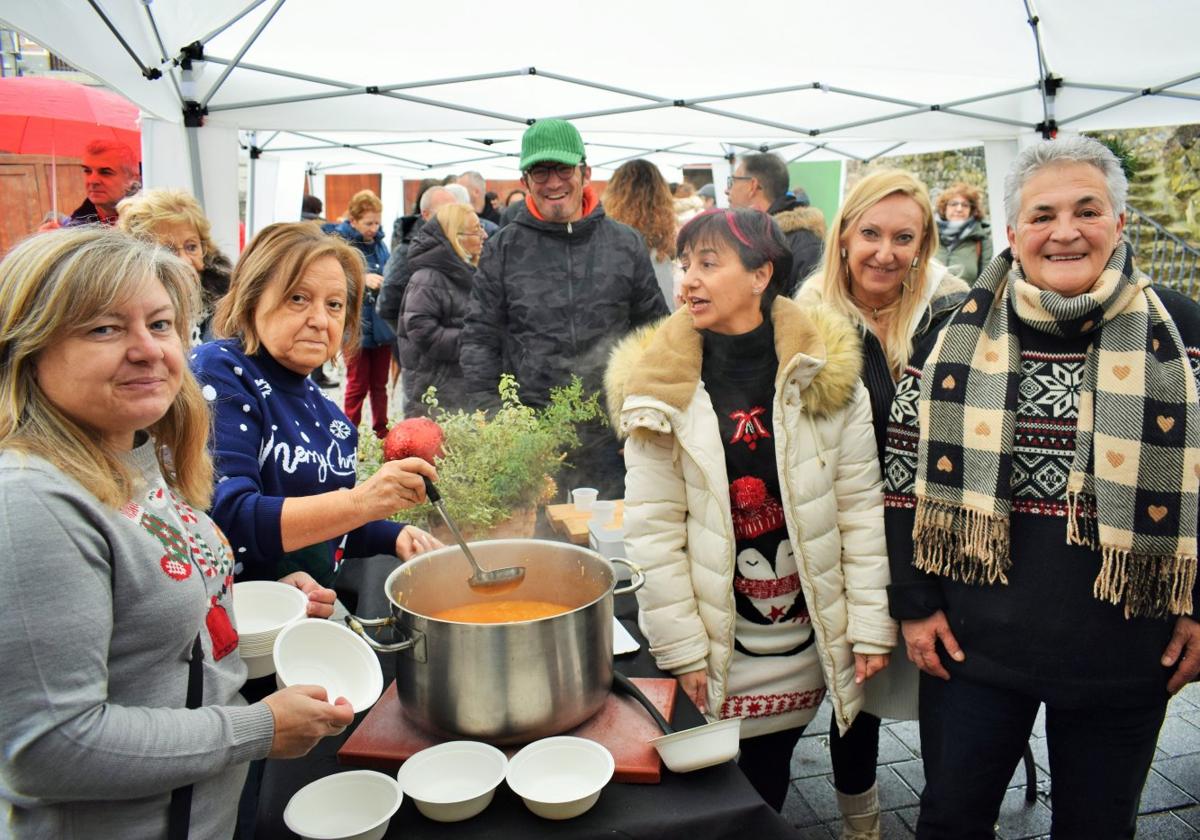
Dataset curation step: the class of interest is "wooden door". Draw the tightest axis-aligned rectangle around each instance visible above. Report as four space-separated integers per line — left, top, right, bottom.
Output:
324 173 382 222
0 154 85 255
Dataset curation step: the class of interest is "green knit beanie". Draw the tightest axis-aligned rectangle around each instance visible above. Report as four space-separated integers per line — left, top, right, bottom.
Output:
519 119 585 171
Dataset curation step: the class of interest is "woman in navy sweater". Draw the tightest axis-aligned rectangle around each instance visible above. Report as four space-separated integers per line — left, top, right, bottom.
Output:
192 222 439 588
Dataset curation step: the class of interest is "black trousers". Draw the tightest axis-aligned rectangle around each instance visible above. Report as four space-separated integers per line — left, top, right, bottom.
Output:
738 727 806 812
829 710 881 795
916 673 1167 840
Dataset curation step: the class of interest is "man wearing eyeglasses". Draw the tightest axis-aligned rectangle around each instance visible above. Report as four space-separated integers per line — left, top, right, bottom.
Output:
726 152 825 296
460 118 669 497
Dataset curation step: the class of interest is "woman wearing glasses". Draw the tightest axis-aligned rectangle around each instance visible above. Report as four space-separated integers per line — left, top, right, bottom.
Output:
400 203 487 415
934 182 993 285
117 188 232 346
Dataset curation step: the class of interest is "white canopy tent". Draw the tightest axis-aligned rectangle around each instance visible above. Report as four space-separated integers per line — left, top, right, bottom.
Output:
3 0 1198 255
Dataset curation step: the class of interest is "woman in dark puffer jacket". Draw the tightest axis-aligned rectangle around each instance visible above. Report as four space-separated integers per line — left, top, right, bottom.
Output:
400 203 485 415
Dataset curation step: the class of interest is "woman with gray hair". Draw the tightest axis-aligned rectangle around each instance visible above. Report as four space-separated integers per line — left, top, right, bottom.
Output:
884 134 1200 838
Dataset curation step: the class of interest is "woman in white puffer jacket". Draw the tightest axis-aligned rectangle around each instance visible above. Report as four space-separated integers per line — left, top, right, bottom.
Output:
605 209 895 813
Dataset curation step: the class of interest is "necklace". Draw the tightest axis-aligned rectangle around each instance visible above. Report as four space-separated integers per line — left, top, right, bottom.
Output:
849 291 900 320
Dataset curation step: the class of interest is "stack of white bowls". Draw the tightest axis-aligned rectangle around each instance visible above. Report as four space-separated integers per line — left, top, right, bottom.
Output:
233 581 308 678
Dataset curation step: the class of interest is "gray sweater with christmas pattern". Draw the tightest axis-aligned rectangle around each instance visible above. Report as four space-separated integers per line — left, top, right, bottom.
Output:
0 440 275 839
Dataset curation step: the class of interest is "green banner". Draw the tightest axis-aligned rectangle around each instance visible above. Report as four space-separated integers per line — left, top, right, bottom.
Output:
787 160 844 234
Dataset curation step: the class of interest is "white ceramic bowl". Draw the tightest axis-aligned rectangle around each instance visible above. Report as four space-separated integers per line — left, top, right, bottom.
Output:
284 770 401 840
273 619 384 713
650 717 742 773
233 580 308 639
241 649 276 679
505 736 614 820
396 740 507 822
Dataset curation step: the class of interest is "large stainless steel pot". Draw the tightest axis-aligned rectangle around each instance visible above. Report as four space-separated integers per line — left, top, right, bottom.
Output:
346 539 643 745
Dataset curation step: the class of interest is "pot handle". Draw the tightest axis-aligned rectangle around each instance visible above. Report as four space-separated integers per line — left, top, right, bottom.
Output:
610 557 645 596
344 614 426 659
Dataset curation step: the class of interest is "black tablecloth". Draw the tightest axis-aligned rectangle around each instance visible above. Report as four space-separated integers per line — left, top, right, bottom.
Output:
253 561 799 839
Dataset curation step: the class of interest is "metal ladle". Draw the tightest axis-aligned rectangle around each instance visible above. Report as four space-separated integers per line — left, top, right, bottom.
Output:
422 477 526 592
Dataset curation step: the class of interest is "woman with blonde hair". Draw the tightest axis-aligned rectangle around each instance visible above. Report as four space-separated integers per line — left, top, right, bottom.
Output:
0 227 351 838
603 159 679 309
399 202 485 415
118 187 232 344
324 189 394 439
192 222 438 591
797 168 967 838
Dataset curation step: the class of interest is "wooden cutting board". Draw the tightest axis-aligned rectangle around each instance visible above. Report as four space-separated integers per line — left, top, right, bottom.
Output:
545 501 624 545
338 677 676 784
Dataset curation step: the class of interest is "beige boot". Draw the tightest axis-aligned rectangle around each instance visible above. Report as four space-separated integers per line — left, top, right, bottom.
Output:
836 783 880 840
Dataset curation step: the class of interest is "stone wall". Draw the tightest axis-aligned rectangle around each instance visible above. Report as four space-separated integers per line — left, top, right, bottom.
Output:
844 124 1200 248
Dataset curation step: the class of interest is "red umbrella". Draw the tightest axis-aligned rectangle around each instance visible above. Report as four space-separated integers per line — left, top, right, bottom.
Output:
0 77 141 219
0 76 140 157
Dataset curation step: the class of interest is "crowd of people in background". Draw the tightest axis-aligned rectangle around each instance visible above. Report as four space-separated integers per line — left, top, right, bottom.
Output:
3 115 1197 840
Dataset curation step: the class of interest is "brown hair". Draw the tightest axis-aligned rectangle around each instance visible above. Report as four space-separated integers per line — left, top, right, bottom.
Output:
603 159 677 261
936 181 986 221
0 227 212 508
346 189 383 221
213 222 364 355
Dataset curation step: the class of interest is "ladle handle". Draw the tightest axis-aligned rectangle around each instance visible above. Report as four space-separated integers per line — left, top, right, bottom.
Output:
422 476 485 575
422 476 441 504
613 671 674 735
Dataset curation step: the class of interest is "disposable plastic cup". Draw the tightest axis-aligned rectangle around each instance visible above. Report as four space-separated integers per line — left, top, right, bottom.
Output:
572 487 598 512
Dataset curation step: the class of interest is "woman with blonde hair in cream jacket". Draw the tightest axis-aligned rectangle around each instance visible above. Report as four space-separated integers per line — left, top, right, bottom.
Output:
795 169 968 838
606 208 895 815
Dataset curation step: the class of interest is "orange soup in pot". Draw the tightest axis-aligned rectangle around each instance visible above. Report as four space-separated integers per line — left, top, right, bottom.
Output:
432 600 572 623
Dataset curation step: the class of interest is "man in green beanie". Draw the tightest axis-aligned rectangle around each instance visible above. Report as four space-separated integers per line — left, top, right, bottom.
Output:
460 118 669 498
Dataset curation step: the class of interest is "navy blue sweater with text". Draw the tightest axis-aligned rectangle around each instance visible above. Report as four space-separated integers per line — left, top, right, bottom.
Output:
191 339 402 584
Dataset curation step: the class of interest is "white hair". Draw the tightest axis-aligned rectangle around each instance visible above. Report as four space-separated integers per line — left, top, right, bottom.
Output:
419 186 453 213
457 171 486 192
443 183 472 205
1003 135 1128 228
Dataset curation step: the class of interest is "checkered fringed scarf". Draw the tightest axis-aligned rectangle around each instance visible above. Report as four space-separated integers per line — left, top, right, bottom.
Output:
913 242 1199 618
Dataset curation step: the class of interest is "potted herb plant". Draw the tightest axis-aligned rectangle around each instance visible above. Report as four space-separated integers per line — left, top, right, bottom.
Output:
358 374 603 539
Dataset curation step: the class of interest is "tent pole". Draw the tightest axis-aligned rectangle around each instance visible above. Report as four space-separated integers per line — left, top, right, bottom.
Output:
142 3 184 105
282 131 432 167
687 104 812 135
198 0 271 46
208 87 366 113
550 101 674 121
247 131 257 240
186 126 205 208
532 70 667 103
1057 92 1153 127
936 108 1036 129
941 84 1041 108
1022 0 1057 137
84 0 161 80
1063 74 1200 100
201 0 287 109
376 90 525 124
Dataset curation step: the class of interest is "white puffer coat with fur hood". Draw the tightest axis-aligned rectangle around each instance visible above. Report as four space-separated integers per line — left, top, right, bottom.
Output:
605 296 896 734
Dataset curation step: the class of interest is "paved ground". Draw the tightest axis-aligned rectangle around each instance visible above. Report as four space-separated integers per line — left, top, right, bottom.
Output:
782 683 1200 838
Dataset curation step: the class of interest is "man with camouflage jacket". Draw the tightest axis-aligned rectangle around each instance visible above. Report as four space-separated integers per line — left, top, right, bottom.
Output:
460 119 669 497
